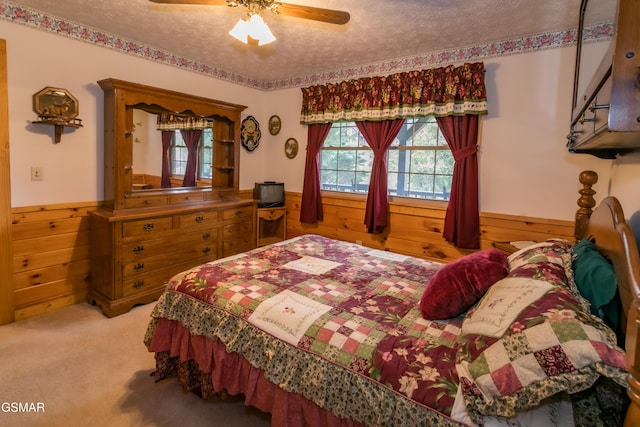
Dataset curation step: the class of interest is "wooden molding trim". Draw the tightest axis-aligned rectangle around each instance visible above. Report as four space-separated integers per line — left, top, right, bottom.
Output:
0 39 14 325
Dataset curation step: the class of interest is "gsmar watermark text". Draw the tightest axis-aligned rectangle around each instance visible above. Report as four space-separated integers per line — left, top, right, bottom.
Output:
1 402 45 413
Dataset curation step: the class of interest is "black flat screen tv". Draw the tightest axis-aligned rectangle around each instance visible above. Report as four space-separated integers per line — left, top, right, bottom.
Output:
254 182 284 208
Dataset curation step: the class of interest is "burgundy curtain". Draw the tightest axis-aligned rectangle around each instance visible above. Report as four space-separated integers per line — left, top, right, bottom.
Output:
300 123 332 223
436 115 480 249
356 119 405 234
180 129 202 187
160 131 172 188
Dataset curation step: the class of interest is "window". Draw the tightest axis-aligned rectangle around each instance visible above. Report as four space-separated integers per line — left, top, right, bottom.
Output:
170 128 213 180
319 117 453 201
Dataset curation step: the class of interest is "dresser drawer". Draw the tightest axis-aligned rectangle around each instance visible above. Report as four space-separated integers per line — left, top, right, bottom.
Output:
222 220 252 238
122 239 217 277
122 216 173 237
122 267 174 297
170 193 204 205
121 229 216 261
219 206 253 221
204 189 235 201
124 195 168 209
179 210 217 230
222 235 253 257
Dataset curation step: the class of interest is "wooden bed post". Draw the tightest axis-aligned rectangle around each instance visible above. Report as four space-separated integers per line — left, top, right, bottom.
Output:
575 170 597 241
575 171 640 426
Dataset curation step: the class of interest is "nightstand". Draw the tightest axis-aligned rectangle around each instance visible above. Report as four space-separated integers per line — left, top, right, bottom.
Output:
256 207 286 247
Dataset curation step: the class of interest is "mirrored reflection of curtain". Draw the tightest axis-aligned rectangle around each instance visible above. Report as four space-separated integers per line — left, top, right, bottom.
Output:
180 129 202 187
161 131 172 188
300 123 332 223
436 115 480 249
156 114 211 188
356 119 405 234
157 114 210 130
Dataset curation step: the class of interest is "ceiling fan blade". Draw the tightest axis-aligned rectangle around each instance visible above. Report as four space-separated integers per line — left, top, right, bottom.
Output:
149 1 350 26
275 3 350 25
148 0 229 5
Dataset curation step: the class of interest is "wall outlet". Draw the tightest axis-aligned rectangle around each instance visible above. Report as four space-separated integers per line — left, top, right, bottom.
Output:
31 166 43 181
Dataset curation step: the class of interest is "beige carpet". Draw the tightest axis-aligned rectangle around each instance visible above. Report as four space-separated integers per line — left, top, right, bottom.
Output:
0 302 271 427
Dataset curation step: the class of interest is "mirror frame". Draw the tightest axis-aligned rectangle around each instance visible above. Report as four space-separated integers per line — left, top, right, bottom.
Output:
98 78 247 211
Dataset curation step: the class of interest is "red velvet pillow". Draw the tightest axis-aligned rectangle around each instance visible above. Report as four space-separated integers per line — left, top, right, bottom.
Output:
420 248 509 320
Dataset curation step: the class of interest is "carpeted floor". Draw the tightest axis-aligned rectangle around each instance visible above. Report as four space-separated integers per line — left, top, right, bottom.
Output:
0 302 271 427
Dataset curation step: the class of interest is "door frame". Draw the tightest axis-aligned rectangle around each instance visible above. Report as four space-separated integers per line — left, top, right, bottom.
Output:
1 39 14 325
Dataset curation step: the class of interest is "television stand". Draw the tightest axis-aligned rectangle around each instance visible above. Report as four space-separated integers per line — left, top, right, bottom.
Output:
256 207 286 247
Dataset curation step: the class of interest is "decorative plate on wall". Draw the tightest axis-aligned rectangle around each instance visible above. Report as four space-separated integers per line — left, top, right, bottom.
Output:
268 115 281 135
241 115 261 151
285 138 298 159
32 86 83 143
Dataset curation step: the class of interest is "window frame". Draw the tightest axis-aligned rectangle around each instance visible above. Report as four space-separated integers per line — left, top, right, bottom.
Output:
169 128 213 183
319 117 453 202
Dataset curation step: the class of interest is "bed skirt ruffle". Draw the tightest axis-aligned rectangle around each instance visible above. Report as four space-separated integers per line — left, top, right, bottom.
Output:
148 317 368 427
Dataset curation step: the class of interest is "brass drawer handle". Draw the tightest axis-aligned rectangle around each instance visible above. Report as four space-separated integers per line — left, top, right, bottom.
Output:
235 210 242 217
202 232 211 239
133 262 145 272
143 223 154 231
203 247 211 254
195 215 204 223
133 280 144 289
133 245 145 254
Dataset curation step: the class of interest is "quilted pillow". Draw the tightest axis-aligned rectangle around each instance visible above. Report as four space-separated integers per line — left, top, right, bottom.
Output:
461 276 555 338
420 248 509 320
507 239 572 270
505 238 587 305
456 283 628 423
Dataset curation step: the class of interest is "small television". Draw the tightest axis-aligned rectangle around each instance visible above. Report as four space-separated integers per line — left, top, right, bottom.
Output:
254 182 285 208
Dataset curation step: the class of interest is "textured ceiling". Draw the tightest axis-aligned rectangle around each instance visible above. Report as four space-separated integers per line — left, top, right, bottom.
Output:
4 0 587 86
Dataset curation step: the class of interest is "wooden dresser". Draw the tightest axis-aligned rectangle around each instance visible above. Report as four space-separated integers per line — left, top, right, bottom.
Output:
90 201 254 317
89 79 254 317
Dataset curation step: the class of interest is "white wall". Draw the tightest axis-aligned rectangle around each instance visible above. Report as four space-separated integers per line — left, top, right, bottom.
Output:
263 49 640 221
2 20 265 207
3 18 640 222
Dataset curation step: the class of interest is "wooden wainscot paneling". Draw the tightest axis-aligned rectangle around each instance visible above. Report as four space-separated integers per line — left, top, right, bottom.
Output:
284 191 574 263
11 202 98 320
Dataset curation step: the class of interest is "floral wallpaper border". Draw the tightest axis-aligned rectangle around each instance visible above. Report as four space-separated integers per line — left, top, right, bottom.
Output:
0 2 613 92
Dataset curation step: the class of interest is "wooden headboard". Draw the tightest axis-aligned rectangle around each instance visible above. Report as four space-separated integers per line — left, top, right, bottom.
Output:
575 170 640 426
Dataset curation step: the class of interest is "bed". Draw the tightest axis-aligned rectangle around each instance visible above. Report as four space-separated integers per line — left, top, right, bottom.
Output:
144 170 640 426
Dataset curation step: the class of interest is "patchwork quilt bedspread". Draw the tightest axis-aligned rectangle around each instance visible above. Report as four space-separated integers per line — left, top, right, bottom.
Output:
145 234 628 426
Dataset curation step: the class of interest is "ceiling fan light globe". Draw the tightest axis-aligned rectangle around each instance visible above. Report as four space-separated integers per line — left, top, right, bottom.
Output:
257 29 276 46
248 14 276 45
229 18 250 43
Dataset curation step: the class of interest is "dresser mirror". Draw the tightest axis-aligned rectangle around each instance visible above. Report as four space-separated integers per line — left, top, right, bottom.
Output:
98 78 246 211
130 108 214 192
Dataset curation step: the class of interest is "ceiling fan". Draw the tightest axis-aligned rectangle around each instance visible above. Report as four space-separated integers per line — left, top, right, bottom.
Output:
149 0 350 45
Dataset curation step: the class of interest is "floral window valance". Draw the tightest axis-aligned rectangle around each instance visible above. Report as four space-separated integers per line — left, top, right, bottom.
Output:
300 62 487 125
156 114 212 130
